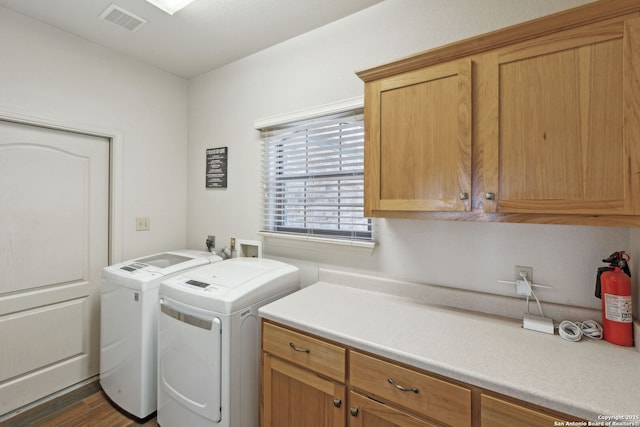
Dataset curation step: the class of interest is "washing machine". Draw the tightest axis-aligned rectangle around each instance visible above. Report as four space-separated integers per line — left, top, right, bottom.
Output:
157 257 299 427
100 249 223 418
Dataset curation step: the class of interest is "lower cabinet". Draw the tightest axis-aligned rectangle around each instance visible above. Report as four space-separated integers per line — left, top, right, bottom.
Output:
262 353 346 427
480 394 564 427
261 321 579 427
348 391 439 427
262 322 347 427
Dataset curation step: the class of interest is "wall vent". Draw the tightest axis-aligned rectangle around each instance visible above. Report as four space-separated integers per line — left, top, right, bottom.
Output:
99 4 147 32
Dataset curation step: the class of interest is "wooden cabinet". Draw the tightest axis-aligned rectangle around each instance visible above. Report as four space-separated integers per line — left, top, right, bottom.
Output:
482 16 640 216
349 351 471 427
262 354 346 427
480 394 564 427
364 59 472 216
261 321 581 427
358 1 640 226
262 321 346 382
348 391 439 427
261 322 347 427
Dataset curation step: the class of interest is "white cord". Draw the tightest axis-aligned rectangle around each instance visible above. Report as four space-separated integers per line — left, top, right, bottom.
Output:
579 319 603 340
559 320 603 342
521 274 545 318
559 321 582 341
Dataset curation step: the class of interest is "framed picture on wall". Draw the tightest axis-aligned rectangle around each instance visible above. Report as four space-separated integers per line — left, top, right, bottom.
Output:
206 146 228 189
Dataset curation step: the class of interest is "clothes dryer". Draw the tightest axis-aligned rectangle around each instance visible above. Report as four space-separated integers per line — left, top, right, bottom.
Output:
100 250 222 418
157 257 299 427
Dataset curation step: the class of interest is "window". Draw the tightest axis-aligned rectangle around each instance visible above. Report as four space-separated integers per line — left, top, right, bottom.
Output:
259 107 372 243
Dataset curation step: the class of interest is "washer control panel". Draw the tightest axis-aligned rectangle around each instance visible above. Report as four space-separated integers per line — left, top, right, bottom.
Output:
169 277 224 294
185 279 209 288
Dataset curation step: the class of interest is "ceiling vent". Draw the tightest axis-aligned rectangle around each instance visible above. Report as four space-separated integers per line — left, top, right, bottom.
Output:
99 4 147 32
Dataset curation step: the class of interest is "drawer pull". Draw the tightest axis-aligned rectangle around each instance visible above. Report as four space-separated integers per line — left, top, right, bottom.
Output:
333 399 342 408
350 407 359 417
289 342 310 353
387 377 419 394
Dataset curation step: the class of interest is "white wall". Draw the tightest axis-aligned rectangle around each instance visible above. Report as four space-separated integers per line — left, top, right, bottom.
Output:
0 6 189 261
3 0 627 314
186 0 636 312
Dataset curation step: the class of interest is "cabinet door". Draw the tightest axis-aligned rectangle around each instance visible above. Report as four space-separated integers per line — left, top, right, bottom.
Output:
262 353 346 427
348 391 439 427
480 394 565 427
483 16 640 215
364 59 472 216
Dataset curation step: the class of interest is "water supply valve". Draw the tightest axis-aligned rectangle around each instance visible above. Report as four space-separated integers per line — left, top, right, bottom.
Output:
206 235 215 252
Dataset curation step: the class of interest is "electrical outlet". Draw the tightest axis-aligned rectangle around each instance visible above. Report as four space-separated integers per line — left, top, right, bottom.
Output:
514 266 533 296
135 217 150 231
514 266 532 283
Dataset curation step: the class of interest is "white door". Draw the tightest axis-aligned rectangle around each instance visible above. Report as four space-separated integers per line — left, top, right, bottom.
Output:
0 119 109 415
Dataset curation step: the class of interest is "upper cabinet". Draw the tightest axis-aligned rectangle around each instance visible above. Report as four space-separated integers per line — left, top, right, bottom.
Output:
357 0 640 226
482 16 640 216
364 59 471 216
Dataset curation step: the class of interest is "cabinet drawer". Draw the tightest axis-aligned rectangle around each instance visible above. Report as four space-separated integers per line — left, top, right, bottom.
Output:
480 394 565 427
262 322 346 382
350 351 471 427
349 391 439 427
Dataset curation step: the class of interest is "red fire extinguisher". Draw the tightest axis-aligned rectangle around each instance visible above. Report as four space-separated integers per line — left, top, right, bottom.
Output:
595 251 634 347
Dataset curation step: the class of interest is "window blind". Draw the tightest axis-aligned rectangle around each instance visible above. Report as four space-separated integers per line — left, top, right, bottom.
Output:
260 108 372 242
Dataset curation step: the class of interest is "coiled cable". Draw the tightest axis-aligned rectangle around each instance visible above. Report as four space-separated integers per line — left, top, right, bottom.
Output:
559 320 603 342
579 319 603 340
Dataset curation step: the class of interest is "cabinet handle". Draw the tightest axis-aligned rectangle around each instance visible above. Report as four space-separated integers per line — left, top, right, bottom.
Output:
288 342 310 353
485 192 496 200
459 192 469 200
387 377 419 394
333 399 342 408
350 407 359 417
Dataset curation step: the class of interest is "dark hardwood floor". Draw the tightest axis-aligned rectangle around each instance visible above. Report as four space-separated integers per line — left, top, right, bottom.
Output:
0 382 158 427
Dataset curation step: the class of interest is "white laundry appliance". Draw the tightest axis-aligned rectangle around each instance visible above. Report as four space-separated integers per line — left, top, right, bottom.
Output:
157 257 299 427
100 250 223 418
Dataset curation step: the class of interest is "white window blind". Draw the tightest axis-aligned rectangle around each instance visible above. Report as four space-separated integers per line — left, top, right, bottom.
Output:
260 108 372 242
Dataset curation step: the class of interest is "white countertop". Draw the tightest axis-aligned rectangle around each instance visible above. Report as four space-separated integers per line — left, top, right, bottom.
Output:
259 280 640 422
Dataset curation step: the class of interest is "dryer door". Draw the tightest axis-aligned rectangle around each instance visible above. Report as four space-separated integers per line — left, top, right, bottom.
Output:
158 296 222 422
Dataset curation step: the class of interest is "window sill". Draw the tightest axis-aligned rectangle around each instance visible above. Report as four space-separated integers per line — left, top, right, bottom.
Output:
258 231 376 256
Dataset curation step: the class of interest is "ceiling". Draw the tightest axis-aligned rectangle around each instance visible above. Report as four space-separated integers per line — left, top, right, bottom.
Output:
0 0 384 78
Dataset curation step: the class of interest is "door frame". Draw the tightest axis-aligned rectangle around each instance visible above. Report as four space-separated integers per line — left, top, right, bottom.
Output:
0 108 123 264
